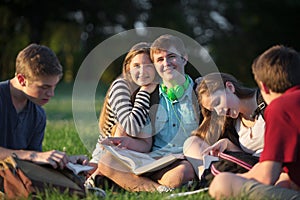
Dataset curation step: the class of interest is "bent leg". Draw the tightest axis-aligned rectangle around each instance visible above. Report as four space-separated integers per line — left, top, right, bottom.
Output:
98 152 160 192
151 159 196 188
210 172 300 200
241 179 300 200
209 172 246 199
183 136 209 179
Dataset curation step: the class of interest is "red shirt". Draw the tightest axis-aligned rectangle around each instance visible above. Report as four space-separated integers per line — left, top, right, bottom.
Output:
260 86 300 187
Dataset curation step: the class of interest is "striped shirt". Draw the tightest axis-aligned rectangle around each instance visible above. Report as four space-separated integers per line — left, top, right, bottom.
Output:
102 78 151 137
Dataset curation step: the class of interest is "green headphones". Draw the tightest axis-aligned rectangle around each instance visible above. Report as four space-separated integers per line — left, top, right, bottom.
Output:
161 75 190 101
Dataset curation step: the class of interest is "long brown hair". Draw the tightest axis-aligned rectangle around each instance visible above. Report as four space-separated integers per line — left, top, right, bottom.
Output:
98 42 151 136
192 73 256 145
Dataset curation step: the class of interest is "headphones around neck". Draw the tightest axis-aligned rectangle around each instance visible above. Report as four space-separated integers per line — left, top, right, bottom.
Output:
161 75 190 101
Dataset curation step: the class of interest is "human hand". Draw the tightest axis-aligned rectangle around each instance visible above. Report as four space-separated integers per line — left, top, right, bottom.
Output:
30 150 68 169
99 136 129 149
202 139 228 156
68 155 89 165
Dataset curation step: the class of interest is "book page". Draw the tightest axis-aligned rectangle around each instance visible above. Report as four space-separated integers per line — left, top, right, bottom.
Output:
103 145 179 175
133 154 178 175
103 145 156 169
203 155 219 169
66 162 94 175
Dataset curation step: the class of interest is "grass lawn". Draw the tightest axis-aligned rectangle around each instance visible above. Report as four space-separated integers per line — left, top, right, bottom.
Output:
41 82 214 200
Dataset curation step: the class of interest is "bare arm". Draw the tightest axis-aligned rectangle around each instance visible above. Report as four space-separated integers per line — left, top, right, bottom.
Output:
109 79 152 137
241 161 282 185
109 80 159 137
0 147 88 169
100 135 152 153
202 138 242 156
0 147 68 168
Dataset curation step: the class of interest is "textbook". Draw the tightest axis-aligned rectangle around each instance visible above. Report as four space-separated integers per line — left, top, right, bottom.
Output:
203 154 219 169
103 145 180 175
66 162 94 175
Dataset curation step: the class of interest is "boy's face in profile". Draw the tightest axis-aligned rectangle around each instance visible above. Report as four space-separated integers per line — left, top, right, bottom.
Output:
20 74 61 106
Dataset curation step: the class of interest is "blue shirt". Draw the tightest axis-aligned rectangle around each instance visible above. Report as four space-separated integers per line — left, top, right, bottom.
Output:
145 76 200 157
0 80 46 151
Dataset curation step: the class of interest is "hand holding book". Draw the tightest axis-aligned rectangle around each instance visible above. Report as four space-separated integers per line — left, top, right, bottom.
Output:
66 162 94 175
102 145 182 175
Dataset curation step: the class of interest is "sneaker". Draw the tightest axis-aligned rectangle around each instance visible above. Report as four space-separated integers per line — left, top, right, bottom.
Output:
84 175 96 188
156 185 174 193
85 186 106 198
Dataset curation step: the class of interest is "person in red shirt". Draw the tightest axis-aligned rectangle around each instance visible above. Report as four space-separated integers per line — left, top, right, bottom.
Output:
208 45 300 199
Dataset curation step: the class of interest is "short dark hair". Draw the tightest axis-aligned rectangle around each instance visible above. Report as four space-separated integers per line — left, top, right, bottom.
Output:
252 45 300 93
15 43 63 81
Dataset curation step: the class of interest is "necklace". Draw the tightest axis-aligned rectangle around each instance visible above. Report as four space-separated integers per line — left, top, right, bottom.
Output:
241 117 255 139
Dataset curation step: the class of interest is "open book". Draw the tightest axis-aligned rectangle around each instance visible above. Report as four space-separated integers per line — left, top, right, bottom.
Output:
203 154 219 169
66 162 94 175
103 145 180 175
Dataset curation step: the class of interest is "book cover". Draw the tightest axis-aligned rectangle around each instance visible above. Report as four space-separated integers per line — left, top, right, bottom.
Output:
203 154 219 169
103 145 179 175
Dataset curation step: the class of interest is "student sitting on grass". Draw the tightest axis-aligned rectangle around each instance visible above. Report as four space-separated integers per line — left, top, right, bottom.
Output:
86 42 158 186
184 72 265 179
0 44 88 169
209 45 300 200
97 34 200 192
89 42 157 163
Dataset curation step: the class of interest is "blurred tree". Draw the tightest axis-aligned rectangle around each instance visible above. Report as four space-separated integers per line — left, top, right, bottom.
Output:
204 0 300 85
0 0 82 81
1 0 300 86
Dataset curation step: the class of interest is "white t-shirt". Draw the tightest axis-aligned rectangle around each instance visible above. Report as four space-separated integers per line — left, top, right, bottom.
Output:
235 115 265 157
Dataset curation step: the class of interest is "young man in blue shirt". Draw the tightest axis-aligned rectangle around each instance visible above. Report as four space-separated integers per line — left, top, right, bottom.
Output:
0 43 88 169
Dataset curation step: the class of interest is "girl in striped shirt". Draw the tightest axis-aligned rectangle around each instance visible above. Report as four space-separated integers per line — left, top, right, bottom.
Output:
89 42 157 165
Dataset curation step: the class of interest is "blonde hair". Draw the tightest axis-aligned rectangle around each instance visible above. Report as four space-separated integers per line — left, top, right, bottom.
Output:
150 34 187 61
99 42 151 136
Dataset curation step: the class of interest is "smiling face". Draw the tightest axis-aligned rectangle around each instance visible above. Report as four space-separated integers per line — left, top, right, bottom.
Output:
152 46 187 84
129 53 156 86
201 84 240 119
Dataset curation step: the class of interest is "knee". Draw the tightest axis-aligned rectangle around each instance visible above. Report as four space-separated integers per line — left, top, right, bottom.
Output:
176 160 196 181
183 136 199 154
183 161 196 181
209 173 234 199
161 160 195 188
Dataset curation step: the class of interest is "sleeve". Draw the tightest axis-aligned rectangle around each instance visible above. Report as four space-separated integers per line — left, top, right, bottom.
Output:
108 79 151 137
260 104 298 163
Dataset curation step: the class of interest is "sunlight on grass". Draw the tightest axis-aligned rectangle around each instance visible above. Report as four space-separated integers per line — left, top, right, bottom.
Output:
43 82 104 155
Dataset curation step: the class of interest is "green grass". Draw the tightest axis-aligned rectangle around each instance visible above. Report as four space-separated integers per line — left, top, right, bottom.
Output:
41 82 214 200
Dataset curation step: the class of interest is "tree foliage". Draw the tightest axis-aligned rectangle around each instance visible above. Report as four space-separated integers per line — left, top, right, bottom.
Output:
0 0 299 85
